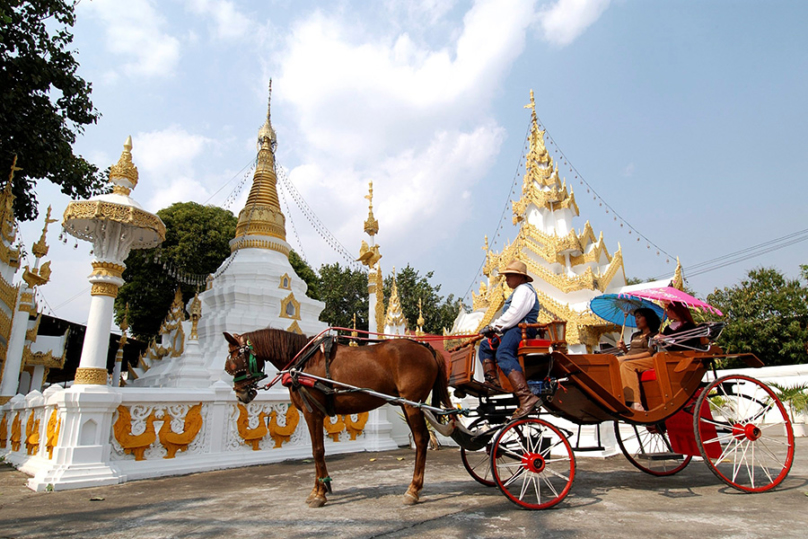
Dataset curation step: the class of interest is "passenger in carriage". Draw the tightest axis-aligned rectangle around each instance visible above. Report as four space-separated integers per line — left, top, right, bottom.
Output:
656 301 699 350
478 260 541 420
618 307 662 412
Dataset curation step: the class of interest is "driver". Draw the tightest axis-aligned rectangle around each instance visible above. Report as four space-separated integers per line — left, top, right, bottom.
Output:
479 260 541 419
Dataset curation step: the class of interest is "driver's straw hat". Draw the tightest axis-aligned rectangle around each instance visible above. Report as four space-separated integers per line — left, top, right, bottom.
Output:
499 260 533 282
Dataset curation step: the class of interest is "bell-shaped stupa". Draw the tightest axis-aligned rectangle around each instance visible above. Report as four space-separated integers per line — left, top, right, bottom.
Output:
132 83 327 387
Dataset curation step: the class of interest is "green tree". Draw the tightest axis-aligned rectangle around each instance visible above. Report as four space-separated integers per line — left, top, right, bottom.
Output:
317 262 368 331
289 250 321 301
115 202 237 339
384 265 463 335
706 267 808 367
1 0 107 221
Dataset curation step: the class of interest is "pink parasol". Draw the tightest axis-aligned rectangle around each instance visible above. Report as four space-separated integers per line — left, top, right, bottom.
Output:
619 287 723 316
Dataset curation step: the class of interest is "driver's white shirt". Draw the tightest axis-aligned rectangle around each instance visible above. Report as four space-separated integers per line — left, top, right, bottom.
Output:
492 284 536 331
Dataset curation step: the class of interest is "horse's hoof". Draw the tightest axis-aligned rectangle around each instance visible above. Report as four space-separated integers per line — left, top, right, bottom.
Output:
309 496 327 508
305 493 316 504
403 491 419 505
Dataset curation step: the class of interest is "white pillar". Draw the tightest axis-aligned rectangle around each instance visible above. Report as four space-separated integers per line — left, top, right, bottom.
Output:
0 287 31 397
29 366 46 393
74 263 124 386
111 356 122 387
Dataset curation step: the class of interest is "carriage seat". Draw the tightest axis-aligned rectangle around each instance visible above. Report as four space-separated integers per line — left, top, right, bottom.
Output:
519 339 553 349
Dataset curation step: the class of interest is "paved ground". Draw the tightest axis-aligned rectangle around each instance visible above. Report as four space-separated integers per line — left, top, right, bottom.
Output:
1 441 807 539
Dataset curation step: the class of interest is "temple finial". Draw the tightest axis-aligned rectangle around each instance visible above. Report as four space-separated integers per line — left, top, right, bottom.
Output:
267 79 272 122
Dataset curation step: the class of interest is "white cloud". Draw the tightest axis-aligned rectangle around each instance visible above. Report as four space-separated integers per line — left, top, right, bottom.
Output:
622 162 635 177
130 126 215 209
184 0 254 41
80 0 181 78
272 0 534 269
537 0 611 47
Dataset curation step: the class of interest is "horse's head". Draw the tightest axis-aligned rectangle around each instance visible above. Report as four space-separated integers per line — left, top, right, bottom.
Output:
223 332 267 404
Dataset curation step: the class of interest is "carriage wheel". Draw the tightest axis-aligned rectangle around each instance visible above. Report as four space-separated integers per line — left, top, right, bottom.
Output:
490 418 575 510
614 421 692 476
693 375 795 492
460 417 501 487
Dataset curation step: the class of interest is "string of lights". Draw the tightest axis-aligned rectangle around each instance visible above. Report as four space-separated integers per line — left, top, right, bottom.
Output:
673 227 808 279
461 119 531 304
535 113 675 263
276 164 362 271
277 172 307 262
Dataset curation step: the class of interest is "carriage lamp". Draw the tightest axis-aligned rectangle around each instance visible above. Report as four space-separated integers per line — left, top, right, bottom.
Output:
548 320 567 345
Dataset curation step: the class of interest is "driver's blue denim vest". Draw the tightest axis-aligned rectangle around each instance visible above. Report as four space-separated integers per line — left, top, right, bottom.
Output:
501 282 539 328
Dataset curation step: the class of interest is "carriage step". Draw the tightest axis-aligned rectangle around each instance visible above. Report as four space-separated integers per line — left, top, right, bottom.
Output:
642 452 687 461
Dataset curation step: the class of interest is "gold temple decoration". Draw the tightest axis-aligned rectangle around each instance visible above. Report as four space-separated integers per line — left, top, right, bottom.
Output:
286 320 303 334
343 412 369 440
279 292 301 320
416 299 425 336
158 403 203 459
45 409 61 459
74 367 108 385
10 411 22 451
109 136 139 195
268 405 300 448
323 415 345 442
235 404 270 450
468 89 636 349
349 313 359 346
189 293 201 340
363 181 379 236
31 205 57 259
374 267 384 330
383 268 407 331
113 405 158 461
232 80 287 253
25 409 40 455
0 412 7 448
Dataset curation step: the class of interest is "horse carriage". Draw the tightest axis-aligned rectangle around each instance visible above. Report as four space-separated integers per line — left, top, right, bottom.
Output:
223 318 795 511
442 320 796 509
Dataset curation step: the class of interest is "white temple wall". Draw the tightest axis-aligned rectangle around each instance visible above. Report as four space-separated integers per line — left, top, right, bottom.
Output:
1 382 403 491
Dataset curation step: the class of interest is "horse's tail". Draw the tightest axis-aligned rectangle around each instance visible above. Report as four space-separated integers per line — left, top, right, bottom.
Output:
429 347 453 410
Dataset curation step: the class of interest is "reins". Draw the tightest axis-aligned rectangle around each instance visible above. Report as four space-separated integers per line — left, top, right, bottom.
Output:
249 327 481 392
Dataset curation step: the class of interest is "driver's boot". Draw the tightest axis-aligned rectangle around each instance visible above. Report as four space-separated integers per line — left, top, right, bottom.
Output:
481 359 502 390
508 370 540 420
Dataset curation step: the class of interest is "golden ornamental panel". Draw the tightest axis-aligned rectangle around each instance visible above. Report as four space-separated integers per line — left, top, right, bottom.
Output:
91 282 120 297
279 292 301 321
0 273 17 310
91 261 126 279
74 367 109 385
62 201 166 241
230 238 290 256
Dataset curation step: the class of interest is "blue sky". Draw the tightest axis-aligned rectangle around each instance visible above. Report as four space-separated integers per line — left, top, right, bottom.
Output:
21 0 808 325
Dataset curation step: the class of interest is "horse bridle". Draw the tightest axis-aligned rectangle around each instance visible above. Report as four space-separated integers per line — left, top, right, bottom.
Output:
226 339 268 389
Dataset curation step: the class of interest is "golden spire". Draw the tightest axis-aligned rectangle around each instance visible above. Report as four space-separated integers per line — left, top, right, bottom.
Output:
232 79 287 253
363 181 379 236
31 205 57 259
349 313 359 346
416 298 425 336
384 267 406 330
118 304 130 351
189 291 202 340
1 156 20 247
109 136 139 195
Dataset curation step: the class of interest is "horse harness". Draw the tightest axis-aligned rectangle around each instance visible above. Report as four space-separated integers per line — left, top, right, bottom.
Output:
282 335 340 417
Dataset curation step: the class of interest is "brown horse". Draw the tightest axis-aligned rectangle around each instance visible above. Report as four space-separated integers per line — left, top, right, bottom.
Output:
223 328 452 507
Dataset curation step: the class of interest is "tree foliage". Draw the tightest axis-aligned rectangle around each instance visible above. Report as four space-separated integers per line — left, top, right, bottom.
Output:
289 250 321 301
115 202 237 340
706 267 808 367
317 262 368 331
383 264 463 335
1 0 107 221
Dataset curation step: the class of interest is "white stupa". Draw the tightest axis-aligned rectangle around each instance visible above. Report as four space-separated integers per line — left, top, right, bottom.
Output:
132 84 327 387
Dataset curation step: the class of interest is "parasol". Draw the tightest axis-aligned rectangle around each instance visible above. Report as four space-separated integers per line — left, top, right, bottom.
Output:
589 294 666 342
619 287 723 316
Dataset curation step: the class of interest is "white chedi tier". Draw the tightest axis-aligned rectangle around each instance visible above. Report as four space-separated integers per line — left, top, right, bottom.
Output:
131 243 327 388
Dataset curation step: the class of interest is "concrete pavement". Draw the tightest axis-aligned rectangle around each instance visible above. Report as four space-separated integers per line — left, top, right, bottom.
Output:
1 441 806 538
